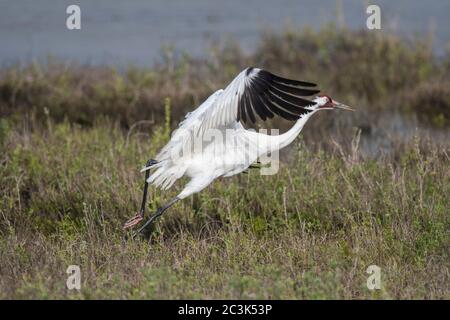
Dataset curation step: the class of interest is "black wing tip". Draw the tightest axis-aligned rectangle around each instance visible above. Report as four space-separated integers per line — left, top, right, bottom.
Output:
257 69 317 88
238 68 319 124
272 73 318 88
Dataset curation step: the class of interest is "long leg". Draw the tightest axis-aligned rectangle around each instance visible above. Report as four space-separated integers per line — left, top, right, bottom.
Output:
132 175 214 237
123 159 157 229
133 197 180 237
242 161 262 174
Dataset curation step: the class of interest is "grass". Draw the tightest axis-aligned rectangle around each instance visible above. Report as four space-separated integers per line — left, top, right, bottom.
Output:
0 27 449 130
0 117 448 299
0 27 449 299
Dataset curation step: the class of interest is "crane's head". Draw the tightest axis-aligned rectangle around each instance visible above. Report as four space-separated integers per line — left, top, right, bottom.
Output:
315 95 354 111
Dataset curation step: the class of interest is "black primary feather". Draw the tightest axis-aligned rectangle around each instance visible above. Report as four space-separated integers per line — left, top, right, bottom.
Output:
237 68 319 124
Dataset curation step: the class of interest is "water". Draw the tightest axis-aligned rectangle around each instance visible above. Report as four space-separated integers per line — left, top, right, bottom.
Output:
357 111 449 158
0 0 449 67
0 0 448 156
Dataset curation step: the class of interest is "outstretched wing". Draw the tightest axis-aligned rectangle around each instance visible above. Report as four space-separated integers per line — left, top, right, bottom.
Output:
196 67 320 133
239 67 320 122
150 68 319 188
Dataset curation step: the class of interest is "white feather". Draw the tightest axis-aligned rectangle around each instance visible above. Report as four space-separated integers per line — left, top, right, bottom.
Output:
144 68 322 199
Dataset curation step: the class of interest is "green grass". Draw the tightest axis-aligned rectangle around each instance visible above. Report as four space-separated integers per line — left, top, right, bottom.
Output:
0 27 449 299
0 118 448 299
0 27 448 129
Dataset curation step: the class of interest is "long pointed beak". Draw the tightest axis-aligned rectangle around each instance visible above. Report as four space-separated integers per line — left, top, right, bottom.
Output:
333 100 355 111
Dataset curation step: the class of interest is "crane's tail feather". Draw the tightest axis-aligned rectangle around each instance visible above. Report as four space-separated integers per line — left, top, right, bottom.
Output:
147 163 185 190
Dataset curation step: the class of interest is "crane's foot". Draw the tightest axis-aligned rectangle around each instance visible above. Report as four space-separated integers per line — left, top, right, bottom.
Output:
131 197 179 238
132 211 162 238
123 212 144 229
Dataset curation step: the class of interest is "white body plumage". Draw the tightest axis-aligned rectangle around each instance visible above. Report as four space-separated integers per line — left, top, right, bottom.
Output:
144 68 329 200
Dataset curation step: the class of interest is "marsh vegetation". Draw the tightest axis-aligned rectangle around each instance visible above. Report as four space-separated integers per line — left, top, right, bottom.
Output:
0 28 448 299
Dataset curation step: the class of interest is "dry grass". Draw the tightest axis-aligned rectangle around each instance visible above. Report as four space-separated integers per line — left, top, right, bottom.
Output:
0 27 448 129
0 118 448 299
0 27 449 299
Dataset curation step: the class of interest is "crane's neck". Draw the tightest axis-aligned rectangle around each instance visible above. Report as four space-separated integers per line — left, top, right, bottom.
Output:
283 112 315 148
246 109 318 155
269 110 317 151
241 102 322 159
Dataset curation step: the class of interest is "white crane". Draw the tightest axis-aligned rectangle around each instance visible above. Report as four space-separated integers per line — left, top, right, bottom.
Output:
124 67 353 235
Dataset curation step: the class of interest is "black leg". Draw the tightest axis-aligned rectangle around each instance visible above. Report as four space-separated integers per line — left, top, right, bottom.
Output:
133 197 180 238
123 159 157 229
140 159 159 216
242 161 262 175
249 160 261 169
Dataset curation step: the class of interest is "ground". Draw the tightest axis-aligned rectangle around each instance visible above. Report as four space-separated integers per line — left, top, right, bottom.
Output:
0 28 448 299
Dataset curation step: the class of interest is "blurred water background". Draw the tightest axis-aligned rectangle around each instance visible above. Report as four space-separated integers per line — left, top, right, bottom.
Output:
0 0 448 158
0 0 449 67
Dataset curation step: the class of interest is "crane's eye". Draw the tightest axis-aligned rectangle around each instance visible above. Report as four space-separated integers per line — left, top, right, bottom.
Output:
319 94 332 103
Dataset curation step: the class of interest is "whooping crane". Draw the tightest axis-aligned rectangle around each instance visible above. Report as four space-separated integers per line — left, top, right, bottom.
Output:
124 67 353 236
